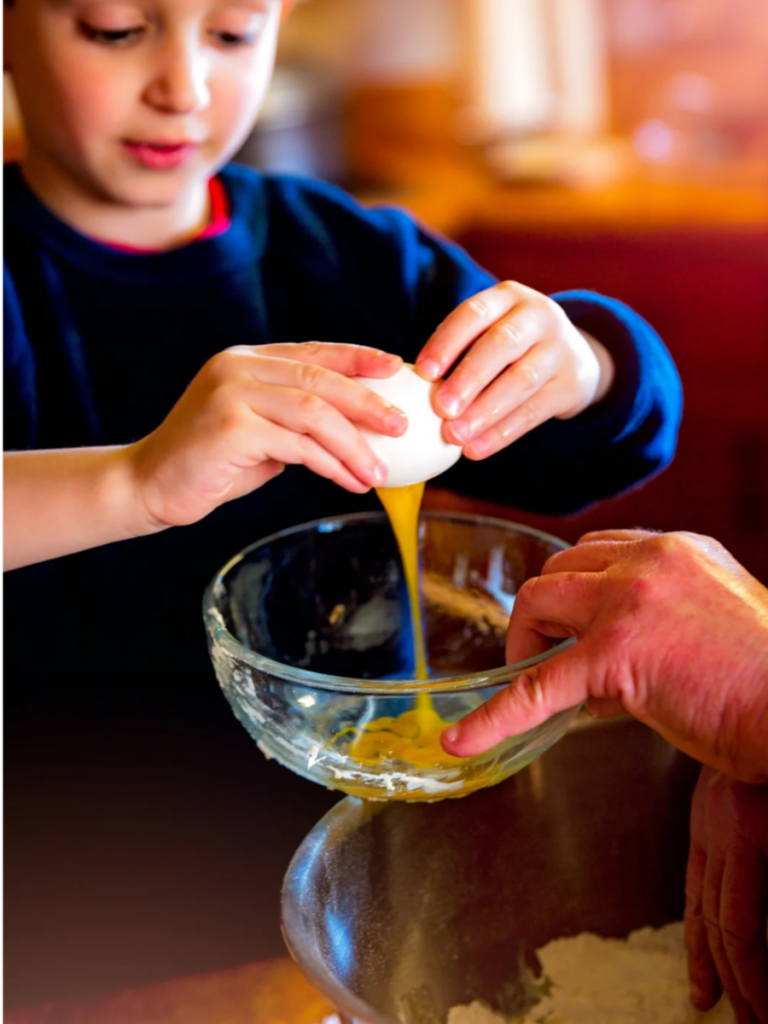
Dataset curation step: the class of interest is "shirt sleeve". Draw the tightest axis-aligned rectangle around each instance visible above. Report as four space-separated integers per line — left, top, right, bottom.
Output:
263 176 683 515
373 210 683 514
3 261 38 451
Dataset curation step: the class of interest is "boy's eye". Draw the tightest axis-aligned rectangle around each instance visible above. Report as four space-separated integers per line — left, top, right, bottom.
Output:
211 29 255 46
80 22 144 45
209 11 267 47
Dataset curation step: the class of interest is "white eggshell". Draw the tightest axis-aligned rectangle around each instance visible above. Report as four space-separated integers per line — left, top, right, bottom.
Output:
355 365 462 488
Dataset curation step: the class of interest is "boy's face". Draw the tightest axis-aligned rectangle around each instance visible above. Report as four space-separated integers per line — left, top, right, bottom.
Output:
5 0 283 208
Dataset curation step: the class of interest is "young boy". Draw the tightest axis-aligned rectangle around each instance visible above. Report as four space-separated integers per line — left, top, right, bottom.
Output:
3 0 682 988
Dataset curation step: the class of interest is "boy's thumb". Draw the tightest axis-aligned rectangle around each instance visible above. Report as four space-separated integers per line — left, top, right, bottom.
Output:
441 645 591 758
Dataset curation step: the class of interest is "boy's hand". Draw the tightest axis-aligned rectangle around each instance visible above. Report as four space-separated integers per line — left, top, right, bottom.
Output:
415 282 614 458
129 343 406 530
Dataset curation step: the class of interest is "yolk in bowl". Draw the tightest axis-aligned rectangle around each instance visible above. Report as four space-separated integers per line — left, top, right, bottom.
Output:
329 481 465 773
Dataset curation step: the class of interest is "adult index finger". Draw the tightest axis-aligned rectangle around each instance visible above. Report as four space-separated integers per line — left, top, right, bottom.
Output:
505 571 601 664
441 638 593 758
541 540 640 576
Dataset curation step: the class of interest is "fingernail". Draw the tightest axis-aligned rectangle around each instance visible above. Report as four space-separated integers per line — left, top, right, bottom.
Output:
372 462 388 485
376 350 401 362
438 392 461 418
385 409 408 433
466 437 490 458
416 359 441 381
449 420 470 444
443 725 461 746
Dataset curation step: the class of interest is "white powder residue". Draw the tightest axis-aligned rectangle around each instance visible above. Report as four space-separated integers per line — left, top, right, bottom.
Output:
448 923 735 1024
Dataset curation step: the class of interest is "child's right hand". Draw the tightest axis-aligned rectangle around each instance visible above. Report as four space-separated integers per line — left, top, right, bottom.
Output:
129 343 406 531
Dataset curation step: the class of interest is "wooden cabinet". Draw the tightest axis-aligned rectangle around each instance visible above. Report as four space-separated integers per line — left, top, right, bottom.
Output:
428 224 768 583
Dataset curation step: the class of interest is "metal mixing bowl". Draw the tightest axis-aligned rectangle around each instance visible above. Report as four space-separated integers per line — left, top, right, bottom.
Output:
282 716 700 1024
204 512 579 801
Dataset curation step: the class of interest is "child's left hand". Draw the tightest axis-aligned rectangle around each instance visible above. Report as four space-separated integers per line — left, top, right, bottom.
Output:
415 281 615 459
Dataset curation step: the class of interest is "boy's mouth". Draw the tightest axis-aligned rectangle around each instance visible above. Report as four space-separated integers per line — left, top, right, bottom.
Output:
122 140 201 170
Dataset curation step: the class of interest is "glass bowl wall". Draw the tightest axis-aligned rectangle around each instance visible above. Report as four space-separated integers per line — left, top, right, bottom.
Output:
203 512 578 802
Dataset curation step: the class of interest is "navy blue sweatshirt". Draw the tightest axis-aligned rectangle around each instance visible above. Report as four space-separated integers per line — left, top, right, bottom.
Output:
3 163 682 723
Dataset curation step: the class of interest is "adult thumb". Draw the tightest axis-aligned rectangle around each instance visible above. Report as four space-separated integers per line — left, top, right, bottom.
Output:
441 643 592 758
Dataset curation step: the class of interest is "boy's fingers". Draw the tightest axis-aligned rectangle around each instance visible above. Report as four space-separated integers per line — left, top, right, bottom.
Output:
440 645 590 758
433 303 547 420
252 419 371 494
246 383 387 488
225 460 286 501
442 342 557 444
462 382 559 459
415 282 523 381
245 342 403 379
244 355 408 437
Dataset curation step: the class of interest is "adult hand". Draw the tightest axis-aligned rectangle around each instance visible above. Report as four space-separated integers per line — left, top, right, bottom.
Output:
441 530 768 783
686 766 768 1023
414 281 614 459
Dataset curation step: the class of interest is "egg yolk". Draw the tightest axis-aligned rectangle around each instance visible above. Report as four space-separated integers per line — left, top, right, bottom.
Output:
333 481 464 773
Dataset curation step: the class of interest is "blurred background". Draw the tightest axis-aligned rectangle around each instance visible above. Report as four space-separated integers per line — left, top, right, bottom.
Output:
4 0 768 1011
10 0 767 575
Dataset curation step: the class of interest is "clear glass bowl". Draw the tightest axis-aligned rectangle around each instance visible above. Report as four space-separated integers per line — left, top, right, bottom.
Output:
203 511 579 802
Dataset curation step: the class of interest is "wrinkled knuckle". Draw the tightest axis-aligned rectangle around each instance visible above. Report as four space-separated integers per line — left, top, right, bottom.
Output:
514 362 540 393
520 672 546 711
467 296 490 319
498 280 521 299
495 321 524 349
298 341 326 361
515 576 539 611
297 361 325 391
298 392 327 423
362 388 386 418
721 927 751 954
516 401 539 430
623 572 657 609
296 433 320 459
204 349 237 386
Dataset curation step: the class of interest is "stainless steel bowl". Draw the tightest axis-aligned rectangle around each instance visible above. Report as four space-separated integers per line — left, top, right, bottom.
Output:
282 716 700 1024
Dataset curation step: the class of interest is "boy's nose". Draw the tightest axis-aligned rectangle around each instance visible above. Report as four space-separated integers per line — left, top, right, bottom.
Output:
145 40 211 114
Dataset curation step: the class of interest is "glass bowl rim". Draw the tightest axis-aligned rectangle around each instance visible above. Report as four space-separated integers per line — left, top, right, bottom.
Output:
203 509 574 696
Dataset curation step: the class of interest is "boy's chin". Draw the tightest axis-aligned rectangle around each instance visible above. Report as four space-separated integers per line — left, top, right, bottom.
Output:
100 170 211 209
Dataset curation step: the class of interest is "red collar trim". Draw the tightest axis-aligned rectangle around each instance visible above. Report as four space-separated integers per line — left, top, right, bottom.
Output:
95 177 231 254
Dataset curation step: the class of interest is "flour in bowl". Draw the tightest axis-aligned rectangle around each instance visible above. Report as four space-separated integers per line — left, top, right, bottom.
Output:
448 922 734 1024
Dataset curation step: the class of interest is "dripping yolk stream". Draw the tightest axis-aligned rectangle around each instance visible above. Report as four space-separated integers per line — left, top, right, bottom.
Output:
337 482 464 771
